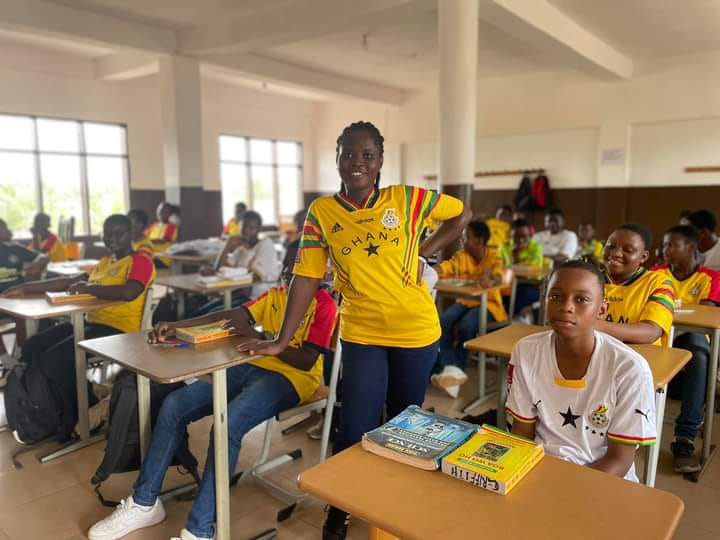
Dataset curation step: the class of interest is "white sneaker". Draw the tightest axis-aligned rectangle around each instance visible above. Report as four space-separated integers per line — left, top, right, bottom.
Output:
171 528 215 540
88 496 166 540
434 365 468 388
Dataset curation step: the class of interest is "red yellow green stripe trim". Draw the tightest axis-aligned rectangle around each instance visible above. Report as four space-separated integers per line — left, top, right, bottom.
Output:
505 407 537 424
607 433 656 446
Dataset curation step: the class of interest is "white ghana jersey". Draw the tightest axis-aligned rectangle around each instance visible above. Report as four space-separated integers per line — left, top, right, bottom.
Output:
506 330 656 482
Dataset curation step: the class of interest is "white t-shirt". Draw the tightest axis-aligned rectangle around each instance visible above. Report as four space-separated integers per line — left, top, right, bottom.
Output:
227 237 280 299
506 330 656 482
701 239 720 271
533 229 578 259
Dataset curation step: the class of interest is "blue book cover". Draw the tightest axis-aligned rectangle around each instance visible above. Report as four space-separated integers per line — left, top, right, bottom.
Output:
362 405 478 470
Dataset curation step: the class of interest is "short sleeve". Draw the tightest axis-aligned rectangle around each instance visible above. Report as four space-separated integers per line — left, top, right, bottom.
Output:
641 274 675 338
505 349 538 424
164 224 178 242
425 192 464 223
245 290 270 323
304 290 337 350
127 253 154 288
560 232 578 259
437 252 461 277
293 206 329 279
607 360 657 447
251 238 281 282
701 268 720 304
530 242 544 267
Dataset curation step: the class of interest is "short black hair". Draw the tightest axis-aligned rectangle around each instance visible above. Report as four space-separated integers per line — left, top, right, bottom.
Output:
579 220 595 227
679 209 693 219
687 209 717 232
235 202 247 211
104 214 131 231
467 220 490 243
666 224 700 245
549 259 605 296
547 208 564 218
127 208 149 228
614 223 652 250
512 218 530 229
241 210 262 227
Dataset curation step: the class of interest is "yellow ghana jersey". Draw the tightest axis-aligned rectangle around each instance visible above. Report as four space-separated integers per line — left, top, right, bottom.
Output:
86 252 156 333
578 239 603 260
29 232 66 262
603 267 675 346
246 286 337 403
132 237 154 259
437 247 507 321
224 217 241 237
144 222 178 266
651 264 720 306
486 218 510 248
294 185 464 348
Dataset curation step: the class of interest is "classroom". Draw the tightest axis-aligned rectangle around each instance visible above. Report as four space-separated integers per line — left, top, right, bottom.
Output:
0 1 718 539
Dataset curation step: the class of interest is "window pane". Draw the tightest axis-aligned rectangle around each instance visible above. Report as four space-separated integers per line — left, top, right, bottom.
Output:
0 115 35 151
83 123 126 155
220 163 249 225
39 154 85 233
220 136 246 162
276 142 299 165
37 119 79 153
250 165 275 225
0 152 37 235
249 139 272 164
277 166 301 218
87 157 127 234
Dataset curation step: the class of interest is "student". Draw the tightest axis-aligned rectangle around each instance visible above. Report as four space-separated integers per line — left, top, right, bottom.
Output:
145 202 179 268
594 224 674 345
486 205 513 248
652 225 720 472
686 210 720 270
236 121 470 539
223 202 247 237
87 243 336 540
3 215 155 442
127 209 153 258
0 219 47 291
29 213 66 262
501 218 544 317
577 221 603 265
431 221 506 397
532 208 578 264
507 260 656 482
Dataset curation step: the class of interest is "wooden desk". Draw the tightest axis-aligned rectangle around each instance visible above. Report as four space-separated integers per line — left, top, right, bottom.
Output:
671 304 720 481
46 259 98 277
79 331 259 540
156 253 217 275
298 445 684 540
156 273 252 317
435 281 503 413
0 295 120 463
464 324 692 487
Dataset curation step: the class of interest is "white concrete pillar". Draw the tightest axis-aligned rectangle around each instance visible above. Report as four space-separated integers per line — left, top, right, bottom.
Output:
437 0 479 197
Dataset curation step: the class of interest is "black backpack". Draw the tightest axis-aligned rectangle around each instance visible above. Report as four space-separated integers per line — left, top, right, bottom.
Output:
514 175 533 212
91 370 201 506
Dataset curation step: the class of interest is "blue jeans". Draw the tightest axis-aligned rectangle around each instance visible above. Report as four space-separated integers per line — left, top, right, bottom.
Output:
672 332 710 441
132 364 299 538
437 304 495 372
514 284 540 315
333 340 438 455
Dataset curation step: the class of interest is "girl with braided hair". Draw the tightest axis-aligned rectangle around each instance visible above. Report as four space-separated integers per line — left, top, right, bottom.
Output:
238 121 471 539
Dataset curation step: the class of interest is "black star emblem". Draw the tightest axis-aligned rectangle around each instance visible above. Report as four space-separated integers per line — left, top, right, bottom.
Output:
363 243 379 256
559 406 581 428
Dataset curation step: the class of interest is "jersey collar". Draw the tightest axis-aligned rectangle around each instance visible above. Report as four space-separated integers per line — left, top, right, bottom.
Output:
334 188 379 212
604 266 646 286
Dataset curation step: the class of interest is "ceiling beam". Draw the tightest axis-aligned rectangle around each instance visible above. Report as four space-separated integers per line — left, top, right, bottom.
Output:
479 0 633 80
0 0 176 54
179 0 435 55
94 51 159 81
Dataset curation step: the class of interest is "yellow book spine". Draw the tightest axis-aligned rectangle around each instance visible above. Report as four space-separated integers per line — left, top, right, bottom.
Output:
503 447 544 494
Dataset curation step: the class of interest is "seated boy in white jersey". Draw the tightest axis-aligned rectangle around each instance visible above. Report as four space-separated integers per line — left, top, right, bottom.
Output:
506 260 656 481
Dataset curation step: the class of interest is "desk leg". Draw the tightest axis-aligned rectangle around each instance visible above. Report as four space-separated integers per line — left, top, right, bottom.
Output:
25 319 38 338
213 369 230 540
137 374 151 461
645 386 667 487
223 290 232 311
496 357 509 429
462 293 492 414
177 290 186 319
172 260 181 275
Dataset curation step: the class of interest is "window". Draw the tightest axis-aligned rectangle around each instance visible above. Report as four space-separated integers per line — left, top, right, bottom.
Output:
219 135 302 226
0 114 129 236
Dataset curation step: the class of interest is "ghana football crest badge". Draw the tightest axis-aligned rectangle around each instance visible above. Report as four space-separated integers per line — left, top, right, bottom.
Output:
589 404 609 429
381 208 399 229
109 268 119 277
691 286 700 296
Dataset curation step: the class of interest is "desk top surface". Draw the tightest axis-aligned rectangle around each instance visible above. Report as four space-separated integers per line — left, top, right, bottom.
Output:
673 304 720 330
155 272 252 293
0 295 120 320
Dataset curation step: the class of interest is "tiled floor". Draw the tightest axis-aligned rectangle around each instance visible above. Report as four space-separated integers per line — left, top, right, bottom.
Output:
0 363 718 539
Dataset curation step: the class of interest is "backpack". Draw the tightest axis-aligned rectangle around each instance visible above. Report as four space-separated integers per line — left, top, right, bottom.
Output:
514 175 533 212
530 174 552 210
91 370 201 506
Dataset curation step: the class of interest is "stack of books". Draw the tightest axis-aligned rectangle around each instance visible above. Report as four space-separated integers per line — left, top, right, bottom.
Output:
175 320 234 344
46 291 96 305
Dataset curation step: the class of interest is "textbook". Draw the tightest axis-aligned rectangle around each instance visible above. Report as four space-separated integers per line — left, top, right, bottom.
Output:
362 406 477 470
175 320 234 344
196 275 253 288
437 278 476 287
441 424 544 495
46 291 97 304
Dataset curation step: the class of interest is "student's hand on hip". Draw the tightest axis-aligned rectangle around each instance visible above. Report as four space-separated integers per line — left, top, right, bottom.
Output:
148 322 176 344
235 338 284 357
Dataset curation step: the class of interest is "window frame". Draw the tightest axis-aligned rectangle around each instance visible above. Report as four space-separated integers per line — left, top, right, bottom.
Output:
0 112 130 235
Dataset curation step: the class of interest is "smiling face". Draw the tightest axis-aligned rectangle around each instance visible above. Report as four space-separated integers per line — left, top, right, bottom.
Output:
602 229 648 282
103 221 132 256
546 267 606 339
336 129 383 195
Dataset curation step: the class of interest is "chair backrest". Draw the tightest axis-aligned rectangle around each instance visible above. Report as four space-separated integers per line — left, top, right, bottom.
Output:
140 285 155 331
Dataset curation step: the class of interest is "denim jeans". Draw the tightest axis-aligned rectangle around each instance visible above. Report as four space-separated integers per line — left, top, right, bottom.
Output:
332 339 438 455
672 332 710 441
132 364 299 538
437 303 495 372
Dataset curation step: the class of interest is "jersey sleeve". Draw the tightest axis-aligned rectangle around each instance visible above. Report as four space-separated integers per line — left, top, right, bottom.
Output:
641 273 675 338
559 232 578 259
126 253 154 288
607 359 657 447
424 190 464 223
529 241 544 267
304 290 337 350
505 347 538 424
251 239 281 283
490 248 504 279
700 268 720 304
164 224 178 242
293 206 329 279
245 290 270 324
437 251 461 277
